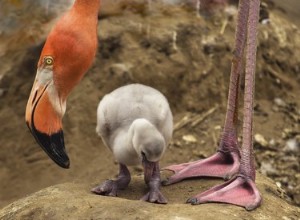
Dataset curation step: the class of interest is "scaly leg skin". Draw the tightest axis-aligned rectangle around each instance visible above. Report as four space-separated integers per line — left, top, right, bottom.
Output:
91 164 131 197
186 0 262 210
141 155 167 204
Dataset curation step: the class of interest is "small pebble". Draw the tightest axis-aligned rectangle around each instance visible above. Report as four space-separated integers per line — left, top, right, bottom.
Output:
188 187 194 192
254 133 268 147
269 139 276 147
284 139 299 153
182 135 197 143
274 98 286 107
109 63 132 79
214 125 221 130
260 161 277 176
276 182 282 188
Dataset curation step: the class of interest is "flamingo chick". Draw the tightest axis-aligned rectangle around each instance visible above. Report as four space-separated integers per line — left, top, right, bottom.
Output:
92 84 173 204
25 0 100 168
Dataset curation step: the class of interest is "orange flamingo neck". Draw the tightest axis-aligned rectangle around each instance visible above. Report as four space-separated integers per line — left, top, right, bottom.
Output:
73 0 101 16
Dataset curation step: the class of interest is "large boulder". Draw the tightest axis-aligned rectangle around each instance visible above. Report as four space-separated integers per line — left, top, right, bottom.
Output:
0 173 299 220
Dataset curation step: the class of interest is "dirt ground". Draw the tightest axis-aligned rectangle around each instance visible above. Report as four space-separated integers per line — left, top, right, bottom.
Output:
0 0 299 214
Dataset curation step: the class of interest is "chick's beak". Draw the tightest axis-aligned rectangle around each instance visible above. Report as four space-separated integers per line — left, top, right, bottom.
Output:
26 72 70 169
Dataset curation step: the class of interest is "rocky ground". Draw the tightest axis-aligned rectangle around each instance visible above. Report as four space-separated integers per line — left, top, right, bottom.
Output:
0 0 299 218
0 174 299 220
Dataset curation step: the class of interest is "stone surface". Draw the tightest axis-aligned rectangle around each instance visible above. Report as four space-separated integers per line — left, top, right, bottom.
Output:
0 173 299 220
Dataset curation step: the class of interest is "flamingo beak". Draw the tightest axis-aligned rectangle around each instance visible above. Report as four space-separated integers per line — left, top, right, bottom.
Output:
26 68 70 169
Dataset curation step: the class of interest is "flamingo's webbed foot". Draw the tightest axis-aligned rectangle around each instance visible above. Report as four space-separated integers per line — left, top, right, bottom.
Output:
91 179 119 196
141 189 168 204
163 151 240 185
92 164 131 197
186 175 262 211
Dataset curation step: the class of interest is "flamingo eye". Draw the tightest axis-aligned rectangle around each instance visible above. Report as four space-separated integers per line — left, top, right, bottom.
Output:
44 56 54 66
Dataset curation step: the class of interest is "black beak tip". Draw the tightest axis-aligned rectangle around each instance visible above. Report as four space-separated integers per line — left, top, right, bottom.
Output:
29 125 71 169
56 155 70 169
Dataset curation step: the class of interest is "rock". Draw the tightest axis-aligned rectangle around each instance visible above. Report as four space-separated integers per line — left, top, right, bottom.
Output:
260 161 278 176
182 134 198 143
0 0 73 52
269 139 276 147
281 128 299 139
275 181 282 188
109 63 133 79
0 174 299 220
284 139 299 153
254 134 268 147
274 98 286 107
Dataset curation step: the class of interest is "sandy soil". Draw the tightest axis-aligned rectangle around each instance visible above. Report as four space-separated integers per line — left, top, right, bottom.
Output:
0 0 299 215
271 0 300 27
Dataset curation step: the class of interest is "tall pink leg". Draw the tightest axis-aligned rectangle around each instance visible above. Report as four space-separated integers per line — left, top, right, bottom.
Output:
163 0 250 185
186 0 262 210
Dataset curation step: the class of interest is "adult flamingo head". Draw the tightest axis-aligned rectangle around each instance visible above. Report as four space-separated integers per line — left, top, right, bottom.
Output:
25 0 100 168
